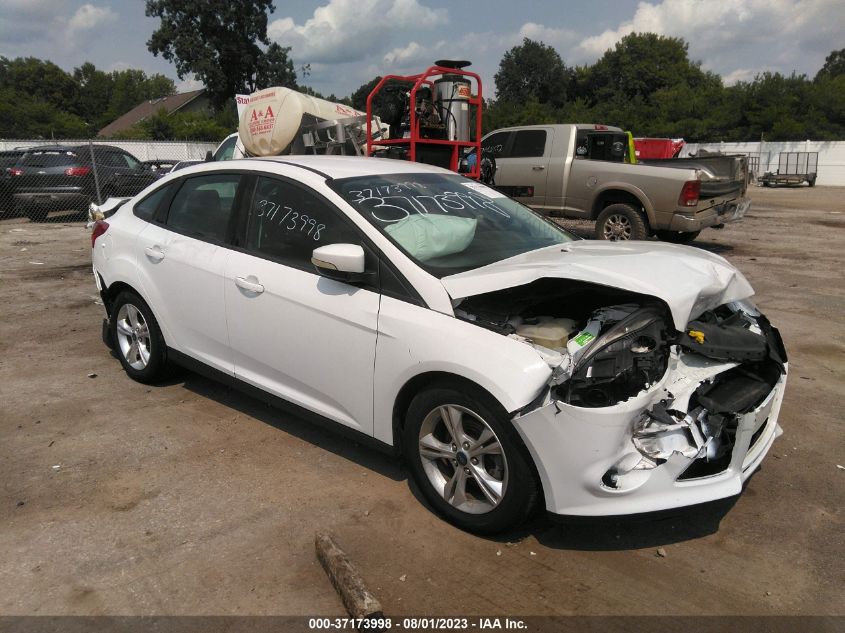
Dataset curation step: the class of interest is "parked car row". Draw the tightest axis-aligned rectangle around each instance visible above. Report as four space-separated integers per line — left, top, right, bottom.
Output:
0 145 206 221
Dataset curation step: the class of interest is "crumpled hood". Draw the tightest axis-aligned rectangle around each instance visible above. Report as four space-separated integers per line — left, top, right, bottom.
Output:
441 241 754 329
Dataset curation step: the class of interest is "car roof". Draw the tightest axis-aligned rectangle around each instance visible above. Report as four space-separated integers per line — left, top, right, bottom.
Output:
236 155 457 179
23 144 126 153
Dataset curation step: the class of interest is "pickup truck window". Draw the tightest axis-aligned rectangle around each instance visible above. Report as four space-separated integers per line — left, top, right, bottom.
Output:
509 130 546 158
481 131 510 158
575 130 628 163
330 173 575 277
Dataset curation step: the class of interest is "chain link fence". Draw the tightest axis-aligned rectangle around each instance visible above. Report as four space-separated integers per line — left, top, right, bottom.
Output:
0 139 217 223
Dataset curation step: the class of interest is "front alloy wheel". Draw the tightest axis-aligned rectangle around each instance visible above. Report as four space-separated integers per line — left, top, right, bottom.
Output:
403 385 538 534
418 404 508 514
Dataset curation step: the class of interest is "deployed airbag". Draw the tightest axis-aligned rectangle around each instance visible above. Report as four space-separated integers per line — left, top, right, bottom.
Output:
386 214 476 262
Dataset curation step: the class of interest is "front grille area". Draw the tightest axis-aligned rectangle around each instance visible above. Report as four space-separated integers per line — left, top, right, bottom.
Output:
749 417 770 450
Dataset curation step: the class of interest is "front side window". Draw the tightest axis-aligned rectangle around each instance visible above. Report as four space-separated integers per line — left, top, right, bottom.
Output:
119 152 141 169
481 131 510 159
329 173 575 277
246 176 361 271
96 151 124 168
165 174 241 242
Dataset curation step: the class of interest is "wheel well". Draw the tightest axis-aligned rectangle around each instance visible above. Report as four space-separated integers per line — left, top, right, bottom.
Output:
391 372 501 448
102 280 141 316
591 190 646 220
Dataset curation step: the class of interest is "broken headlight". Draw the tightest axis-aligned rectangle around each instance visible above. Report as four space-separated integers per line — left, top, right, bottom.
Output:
557 306 670 407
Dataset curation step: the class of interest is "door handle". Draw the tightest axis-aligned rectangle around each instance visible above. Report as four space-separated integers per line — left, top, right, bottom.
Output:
144 246 165 262
235 276 264 294
532 165 546 171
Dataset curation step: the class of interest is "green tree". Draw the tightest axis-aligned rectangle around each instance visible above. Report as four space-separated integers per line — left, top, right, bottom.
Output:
253 42 298 91
72 62 114 127
0 58 89 137
104 69 175 122
580 33 708 105
494 38 573 107
0 57 79 110
146 0 296 108
112 108 232 141
815 48 845 80
740 72 813 141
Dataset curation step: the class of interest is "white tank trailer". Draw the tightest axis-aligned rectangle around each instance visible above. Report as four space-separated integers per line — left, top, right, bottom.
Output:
238 86 383 157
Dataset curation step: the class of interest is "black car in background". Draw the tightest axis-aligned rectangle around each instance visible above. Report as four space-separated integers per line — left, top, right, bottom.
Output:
11 144 160 221
0 148 27 217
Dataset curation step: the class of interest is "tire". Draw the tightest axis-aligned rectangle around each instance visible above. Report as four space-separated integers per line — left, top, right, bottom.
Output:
21 202 48 222
595 203 648 241
402 384 539 534
655 229 700 244
109 290 169 383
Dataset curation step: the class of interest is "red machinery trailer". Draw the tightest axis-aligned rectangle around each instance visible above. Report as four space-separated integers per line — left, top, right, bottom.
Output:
365 61 483 179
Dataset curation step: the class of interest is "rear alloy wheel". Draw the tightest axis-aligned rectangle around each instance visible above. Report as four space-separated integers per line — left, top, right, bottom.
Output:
656 229 701 244
403 386 538 534
110 291 168 383
595 203 648 241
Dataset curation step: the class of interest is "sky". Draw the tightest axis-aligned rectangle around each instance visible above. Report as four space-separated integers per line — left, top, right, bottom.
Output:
1 0 844 100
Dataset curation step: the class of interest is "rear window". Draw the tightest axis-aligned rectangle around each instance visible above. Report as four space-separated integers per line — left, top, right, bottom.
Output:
575 131 628 162
22 151 78 168
0 153 22 168
134 183 173 222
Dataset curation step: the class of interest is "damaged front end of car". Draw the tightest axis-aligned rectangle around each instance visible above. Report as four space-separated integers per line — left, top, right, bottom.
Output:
454 280 788 517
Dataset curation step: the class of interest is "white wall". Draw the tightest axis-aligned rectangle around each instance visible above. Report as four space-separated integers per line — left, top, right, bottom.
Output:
0 139 218 162
681 140 845 186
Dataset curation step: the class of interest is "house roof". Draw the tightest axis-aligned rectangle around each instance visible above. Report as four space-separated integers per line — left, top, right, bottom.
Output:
97 89 206 137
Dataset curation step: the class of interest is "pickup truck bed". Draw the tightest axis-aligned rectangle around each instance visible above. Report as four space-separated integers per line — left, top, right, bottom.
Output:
638 155 749 199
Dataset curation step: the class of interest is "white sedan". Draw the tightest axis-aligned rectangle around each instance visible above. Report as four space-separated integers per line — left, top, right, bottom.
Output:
91 156 787 533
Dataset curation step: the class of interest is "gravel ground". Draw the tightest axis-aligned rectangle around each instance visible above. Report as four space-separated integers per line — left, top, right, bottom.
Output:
0 185 843 617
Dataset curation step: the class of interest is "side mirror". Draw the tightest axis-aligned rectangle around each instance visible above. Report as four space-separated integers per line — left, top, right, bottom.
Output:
205 150 213 162
311 243 367 283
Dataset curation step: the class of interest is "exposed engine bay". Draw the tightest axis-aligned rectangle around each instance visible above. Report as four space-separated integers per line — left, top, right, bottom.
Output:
454 278 787 483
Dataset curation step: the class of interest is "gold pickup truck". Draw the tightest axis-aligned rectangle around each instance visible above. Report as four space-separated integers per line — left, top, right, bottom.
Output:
481 124 750 243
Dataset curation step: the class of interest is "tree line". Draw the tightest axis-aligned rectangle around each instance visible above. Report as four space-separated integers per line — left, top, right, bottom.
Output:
481 35 845 141
0 57 177 138
1 0 843 144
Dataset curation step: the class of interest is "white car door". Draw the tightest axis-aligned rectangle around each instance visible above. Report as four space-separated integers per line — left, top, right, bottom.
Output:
135 173 244 375
224 175 380 433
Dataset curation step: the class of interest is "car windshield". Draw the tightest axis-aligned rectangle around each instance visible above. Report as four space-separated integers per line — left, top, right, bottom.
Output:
330 173 575 276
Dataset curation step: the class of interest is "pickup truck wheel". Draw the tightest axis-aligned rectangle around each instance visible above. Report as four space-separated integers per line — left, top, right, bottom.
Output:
596 204 648 241
656 229 700 244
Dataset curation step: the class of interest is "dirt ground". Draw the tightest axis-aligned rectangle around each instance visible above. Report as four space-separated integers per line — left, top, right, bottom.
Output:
0 185 843 618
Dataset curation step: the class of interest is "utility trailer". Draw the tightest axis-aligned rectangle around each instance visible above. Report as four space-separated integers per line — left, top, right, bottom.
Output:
759 152 818 187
